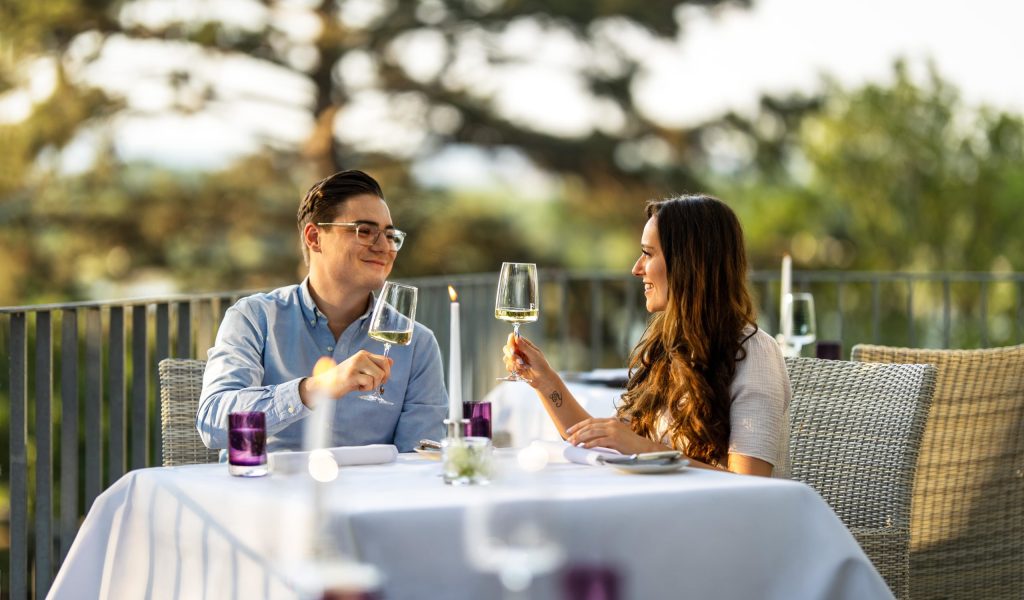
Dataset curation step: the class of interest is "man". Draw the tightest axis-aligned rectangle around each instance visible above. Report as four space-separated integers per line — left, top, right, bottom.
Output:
197 170 446 452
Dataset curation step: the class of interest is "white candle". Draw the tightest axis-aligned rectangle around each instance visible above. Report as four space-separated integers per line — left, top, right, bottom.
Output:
448 285 462 424
780 254 792 340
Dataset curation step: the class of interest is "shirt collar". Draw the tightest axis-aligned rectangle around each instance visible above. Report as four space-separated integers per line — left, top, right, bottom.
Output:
299 277 378 325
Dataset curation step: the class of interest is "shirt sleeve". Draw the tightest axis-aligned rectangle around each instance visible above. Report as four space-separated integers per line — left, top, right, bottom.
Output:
196 302 311 449
727 330 791 471
391 326 448 452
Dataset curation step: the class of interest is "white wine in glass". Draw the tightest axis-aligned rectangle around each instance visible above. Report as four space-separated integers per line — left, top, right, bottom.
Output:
362 281 417 404
495 262 539 382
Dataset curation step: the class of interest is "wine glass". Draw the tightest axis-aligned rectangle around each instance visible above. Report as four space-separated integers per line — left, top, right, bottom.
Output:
495 262 539 382
464 493 564 600
782 292 816 356
361 281 417 404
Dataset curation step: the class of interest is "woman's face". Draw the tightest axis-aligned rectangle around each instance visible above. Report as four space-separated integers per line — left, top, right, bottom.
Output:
632 215 668 312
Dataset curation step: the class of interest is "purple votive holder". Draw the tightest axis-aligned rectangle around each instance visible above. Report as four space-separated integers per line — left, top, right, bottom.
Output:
562 564 621 600
228 411 268 477
815 340 843 360
462 401 492 439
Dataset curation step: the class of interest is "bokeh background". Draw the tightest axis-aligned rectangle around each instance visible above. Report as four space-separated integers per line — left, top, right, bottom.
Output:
3 0 1022 308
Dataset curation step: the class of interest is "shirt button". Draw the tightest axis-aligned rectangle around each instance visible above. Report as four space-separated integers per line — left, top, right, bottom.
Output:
288 405 295 414
327 346 334 352
309 319 315 325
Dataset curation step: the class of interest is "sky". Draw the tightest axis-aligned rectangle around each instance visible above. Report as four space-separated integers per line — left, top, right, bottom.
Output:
639 0 1024 127
4 0 1024 181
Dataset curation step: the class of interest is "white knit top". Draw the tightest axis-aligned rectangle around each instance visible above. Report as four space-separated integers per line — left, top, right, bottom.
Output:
655 327 791 477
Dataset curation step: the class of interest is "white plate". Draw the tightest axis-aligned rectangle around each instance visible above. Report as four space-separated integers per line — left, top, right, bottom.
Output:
414 446 441 460
608 459 689 474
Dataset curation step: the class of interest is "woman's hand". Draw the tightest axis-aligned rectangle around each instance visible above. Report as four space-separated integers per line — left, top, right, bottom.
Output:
565 418 665 455
502 334 557 389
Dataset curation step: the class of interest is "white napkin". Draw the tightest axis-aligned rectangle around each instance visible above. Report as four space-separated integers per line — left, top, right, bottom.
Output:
268 444 398 473
530 440 621 466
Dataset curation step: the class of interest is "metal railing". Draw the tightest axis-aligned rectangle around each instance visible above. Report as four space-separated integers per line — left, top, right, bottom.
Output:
2 269 1023 599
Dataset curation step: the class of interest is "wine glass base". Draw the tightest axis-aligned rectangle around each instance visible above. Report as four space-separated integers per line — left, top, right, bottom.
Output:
358 394 395 405
496 374 532 383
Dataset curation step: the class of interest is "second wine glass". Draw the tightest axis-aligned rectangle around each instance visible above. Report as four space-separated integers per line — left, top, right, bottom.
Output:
495 262 539 382
782 292 816 356
361 281 417 404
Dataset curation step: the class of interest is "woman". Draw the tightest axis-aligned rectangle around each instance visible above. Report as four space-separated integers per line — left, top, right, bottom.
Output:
504 195 790 477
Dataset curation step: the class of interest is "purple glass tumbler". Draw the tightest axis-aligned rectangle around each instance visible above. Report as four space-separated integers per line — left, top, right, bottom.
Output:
815 340 843 360
462 401 492 439
562 564 621 600
228 411 268 477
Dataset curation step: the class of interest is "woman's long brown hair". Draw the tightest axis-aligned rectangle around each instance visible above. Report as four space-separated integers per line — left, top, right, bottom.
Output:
617 195 757 466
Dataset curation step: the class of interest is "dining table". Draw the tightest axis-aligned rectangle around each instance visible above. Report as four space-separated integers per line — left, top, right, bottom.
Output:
48 448 893 600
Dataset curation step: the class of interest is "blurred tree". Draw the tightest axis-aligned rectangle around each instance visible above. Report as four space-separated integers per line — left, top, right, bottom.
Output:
707 62 1024 273
1 0 751 303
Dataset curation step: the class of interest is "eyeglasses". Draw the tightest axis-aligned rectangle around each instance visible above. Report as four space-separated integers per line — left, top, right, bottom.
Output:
317 221 406 251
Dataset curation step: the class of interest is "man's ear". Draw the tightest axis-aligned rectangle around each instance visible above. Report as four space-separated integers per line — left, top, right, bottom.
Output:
303 222 321 254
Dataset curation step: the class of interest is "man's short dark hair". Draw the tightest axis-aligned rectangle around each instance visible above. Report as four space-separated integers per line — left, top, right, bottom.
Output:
297 170 385 263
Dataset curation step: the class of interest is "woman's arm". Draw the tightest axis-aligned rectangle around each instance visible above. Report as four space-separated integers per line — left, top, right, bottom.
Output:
503 334 590 437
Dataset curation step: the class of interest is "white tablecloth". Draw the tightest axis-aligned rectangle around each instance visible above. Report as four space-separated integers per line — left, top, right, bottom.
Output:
485 380 622 447
49 454 893 600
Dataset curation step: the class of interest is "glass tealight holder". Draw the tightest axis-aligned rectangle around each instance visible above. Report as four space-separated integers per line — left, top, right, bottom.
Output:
562 563 622 600
442 436 493 486
228 411 268 477
462 401 492 439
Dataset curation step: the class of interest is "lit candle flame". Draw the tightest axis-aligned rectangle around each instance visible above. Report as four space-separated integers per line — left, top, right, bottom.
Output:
313 356 337 378
448 285 458 302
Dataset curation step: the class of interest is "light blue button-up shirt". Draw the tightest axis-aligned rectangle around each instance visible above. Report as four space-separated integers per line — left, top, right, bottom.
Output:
197 279 447 452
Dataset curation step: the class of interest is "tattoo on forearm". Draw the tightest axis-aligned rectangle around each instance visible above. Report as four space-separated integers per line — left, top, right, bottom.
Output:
549 390 563 408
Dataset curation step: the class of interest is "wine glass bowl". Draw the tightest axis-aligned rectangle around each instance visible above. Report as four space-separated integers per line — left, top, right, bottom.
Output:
495 262 539 382
361 281 417 404
782 292 816 355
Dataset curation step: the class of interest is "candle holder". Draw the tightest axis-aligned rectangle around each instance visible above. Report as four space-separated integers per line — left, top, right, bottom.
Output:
444 417 466 440
462 401 492 439
442 435 493 486
228 411 268 477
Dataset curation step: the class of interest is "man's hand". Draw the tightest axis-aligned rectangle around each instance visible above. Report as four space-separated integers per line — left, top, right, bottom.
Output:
300 352 393 407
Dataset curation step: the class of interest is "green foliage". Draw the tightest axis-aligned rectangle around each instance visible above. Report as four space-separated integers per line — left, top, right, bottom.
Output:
1 2 1023 309
711 62 1024 273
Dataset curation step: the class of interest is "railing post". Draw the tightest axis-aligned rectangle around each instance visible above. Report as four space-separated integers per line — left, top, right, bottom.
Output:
943 278 952 349
59 309 79 564
979 280 989 347
9 312 28 600
835 281 845 348
108 306 126 485
84 308 103 513
131 305 149 470
589 278 602 369
907 278 915 347
35 311 54 597
558 273 570 370
872 280 881 343
154 303 170 465
176 300 192 358
1017 281 1023 344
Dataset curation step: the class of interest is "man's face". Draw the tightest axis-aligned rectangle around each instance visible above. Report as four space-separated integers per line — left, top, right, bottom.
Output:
311 194 396 292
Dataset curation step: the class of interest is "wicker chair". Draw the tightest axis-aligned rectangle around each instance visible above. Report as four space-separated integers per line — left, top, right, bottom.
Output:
158 358 219 467
785 357 936 600
851 344 1024 600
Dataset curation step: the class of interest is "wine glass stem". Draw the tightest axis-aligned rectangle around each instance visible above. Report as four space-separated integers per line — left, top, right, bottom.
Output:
377 343 392 395
512 323 521 338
